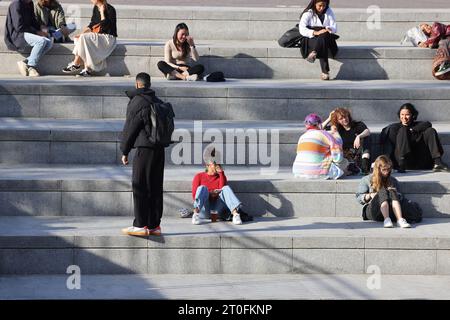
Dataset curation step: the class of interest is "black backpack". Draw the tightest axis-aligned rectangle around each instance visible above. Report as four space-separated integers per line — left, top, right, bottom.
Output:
278 24 304 48
141 95 175 147
401 198 423 223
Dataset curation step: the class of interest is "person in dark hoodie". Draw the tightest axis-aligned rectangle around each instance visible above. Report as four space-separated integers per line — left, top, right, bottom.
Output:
4 0 53 77
380 103 450 173
120 72 168 236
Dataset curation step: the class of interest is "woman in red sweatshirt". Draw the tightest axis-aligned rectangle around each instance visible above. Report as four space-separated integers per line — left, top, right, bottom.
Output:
191 160 245 225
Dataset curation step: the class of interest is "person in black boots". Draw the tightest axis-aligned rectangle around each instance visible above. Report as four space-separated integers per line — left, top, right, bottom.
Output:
323 107 372 175
120 73 171 236
380 103 450 173
299 0 339 80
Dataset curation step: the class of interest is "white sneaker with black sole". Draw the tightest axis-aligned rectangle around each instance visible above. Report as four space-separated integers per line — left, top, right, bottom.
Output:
62 63 81 74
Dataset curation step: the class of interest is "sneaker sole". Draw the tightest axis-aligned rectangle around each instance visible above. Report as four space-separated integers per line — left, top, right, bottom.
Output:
435 69 450 76
122 230 149 236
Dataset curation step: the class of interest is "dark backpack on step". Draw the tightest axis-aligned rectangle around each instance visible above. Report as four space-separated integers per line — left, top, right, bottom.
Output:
141 95 175 147
278 24 304 48
401 198 423 223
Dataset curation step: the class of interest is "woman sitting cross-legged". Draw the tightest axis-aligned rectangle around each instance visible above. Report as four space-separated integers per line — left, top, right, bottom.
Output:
62 0 117 77
356 155 411 228
191 156 249 226
157 23 205 81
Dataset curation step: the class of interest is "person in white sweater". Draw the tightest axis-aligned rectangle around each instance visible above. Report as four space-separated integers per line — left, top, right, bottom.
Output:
299 0 339 80
157 23 205 81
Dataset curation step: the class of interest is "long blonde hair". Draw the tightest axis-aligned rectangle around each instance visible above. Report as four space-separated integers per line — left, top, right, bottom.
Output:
371 155 393 192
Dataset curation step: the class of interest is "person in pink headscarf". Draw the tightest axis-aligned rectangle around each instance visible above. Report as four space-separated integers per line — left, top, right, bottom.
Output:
292 113 348 179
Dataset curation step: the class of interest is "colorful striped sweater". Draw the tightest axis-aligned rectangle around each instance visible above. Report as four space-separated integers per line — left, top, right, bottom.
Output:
292 129 345 179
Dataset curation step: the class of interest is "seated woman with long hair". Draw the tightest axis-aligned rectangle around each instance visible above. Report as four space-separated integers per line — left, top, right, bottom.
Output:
157 23 205 81
62 0 117 77
356 155 411 228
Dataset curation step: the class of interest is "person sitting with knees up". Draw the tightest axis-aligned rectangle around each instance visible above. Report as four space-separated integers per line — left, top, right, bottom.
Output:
34 0 74 43
5 0 53 77
380 103 449 173
323 107 371 175
299 0 339 80
191 148 250 225
293 113 348 180
356 155 411 229
157 23 205 81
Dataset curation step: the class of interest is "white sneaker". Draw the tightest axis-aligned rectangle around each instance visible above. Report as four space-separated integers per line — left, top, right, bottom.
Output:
192 212 201 225
185 74 198 81
121 226 148 236
166 73 177 80
383 217 394 228
17 60 29 76
232 214 243 225
27 66 40 77
397 218 411 228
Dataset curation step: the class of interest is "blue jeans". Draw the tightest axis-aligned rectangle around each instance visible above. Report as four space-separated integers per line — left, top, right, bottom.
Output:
193 185 242 219
23 33 53 67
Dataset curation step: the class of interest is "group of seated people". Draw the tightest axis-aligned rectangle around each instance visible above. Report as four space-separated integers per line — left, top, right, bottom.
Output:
6 0 448 80
4 0 205 80
293 103 449 180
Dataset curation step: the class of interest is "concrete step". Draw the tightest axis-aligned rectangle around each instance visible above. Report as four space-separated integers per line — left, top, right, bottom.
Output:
0 4 449 42
1 78 449 121
2 273 450 299
0 40 438 80
0 165 449 218
1 216 450 275
0 118 449 166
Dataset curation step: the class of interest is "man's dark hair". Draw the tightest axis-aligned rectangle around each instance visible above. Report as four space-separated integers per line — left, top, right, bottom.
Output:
398 103 419 121
136 72 151 89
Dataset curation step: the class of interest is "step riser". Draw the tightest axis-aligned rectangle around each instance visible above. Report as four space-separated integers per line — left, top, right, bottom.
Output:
1 49 436 80
0 247 447 275
0 5 449 42
1 138 449 166
1 187 448 218
1 93 449 121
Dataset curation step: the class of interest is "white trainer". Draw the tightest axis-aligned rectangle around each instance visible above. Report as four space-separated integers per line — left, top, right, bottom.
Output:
192 212 201 225
397 218 411 228
185 74 198 81
383 217 394 228
121 226 148 236
232 214 243 225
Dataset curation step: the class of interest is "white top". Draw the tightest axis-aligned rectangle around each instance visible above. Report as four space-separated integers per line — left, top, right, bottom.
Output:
299 8 337 39
164 40 199 68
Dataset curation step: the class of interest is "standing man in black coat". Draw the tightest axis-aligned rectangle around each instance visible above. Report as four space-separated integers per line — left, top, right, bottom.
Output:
4 0 53 77
120 73 166 236
380 103 449 173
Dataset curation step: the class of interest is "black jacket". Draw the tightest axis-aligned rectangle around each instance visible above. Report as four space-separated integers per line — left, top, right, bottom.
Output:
4 0 40 52
120 88 164 156
88 4 117 37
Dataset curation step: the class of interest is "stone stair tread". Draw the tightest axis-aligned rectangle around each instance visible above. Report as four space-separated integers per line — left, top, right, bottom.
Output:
0 216 449 243
0 164 449 183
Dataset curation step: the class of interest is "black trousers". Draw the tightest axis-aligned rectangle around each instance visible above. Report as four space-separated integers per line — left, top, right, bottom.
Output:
387 126 444 169
157 61 205 77
132 147 165 229
365 188 399 222
305 32 338 73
